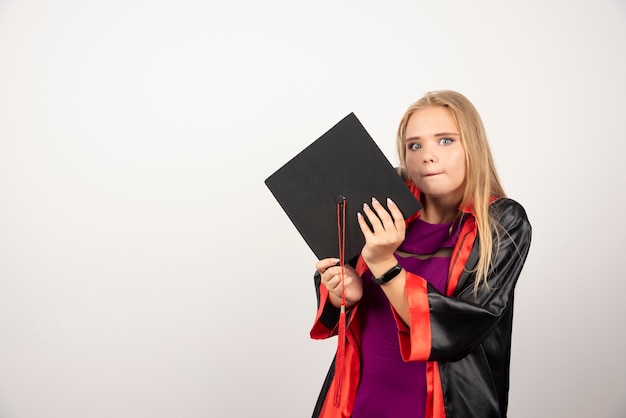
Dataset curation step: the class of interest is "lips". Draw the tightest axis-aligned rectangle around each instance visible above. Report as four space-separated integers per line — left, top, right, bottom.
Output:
423 172 442 177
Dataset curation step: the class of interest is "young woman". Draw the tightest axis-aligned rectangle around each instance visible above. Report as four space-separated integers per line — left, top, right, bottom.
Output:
310 90 532 417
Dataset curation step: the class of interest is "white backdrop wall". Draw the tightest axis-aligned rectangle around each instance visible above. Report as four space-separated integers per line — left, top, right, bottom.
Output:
1 1 625 417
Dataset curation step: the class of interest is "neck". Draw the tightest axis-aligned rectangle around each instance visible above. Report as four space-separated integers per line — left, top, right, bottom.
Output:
420 196 461 224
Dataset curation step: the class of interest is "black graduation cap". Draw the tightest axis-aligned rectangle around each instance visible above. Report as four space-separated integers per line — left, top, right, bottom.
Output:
265 112 422 262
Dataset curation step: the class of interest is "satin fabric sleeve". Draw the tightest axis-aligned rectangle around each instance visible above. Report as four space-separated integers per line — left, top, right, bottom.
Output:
310 270 363 340
394 199 532 362
310 271 342 339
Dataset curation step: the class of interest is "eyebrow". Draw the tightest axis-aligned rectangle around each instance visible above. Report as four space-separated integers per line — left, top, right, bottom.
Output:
404 132 460 141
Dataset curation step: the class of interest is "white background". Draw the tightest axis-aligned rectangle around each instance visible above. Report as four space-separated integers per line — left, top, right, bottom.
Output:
1 1 625 417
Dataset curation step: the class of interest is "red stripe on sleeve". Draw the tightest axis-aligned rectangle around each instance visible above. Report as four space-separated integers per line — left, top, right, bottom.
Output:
426 362 447 417
395 272 431 361
446 216 476 296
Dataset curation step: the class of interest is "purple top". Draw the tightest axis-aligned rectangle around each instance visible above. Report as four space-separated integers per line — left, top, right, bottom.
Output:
351 217 463 418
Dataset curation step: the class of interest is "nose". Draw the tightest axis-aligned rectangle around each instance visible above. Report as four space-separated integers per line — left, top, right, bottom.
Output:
422 149 437 164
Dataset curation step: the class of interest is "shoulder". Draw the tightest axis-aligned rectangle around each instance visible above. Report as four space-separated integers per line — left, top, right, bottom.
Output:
489 197 528 220
488 197 532 237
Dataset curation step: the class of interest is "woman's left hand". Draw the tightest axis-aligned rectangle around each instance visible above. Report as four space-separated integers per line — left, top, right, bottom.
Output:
357 197 406 266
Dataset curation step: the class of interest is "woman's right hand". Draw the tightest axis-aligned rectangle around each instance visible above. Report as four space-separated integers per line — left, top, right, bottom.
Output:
316 258 363 308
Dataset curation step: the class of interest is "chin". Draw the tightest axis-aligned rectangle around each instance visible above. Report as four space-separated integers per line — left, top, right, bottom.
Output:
421 186 465 202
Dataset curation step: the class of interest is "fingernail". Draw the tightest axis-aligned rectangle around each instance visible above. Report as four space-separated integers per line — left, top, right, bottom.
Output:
372 197 379 205
387 198 395 206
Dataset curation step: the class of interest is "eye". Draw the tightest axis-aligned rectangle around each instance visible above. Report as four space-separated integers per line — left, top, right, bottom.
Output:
439 137 454 145
408 142 421 151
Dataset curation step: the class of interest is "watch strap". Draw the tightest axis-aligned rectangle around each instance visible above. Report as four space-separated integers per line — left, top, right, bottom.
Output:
372 263 403 285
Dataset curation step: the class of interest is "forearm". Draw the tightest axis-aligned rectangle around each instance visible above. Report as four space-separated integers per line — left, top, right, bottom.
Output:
367 256 411 326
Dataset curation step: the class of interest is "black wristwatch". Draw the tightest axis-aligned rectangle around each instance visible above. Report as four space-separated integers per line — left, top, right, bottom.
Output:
372 263 403 285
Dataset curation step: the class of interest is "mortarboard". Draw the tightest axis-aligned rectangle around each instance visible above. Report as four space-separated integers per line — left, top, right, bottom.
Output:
265 112 422 262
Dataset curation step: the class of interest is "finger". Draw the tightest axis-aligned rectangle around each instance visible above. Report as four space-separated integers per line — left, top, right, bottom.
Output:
328 271 354 292
362 202 384 232
316 258 340 273
386 198 406 232
371 197 394 226
321 269 337 287
330 275 341 295
357 211 374 238
325 273 344 293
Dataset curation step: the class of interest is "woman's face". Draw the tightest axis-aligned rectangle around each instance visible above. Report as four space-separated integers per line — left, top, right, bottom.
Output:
404 106 466 204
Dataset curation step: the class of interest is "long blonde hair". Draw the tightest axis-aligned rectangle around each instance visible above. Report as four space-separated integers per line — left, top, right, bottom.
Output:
396 90 505 290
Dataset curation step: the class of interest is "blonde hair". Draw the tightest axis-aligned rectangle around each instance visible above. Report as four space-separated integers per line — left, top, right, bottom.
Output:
396 90 505 291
